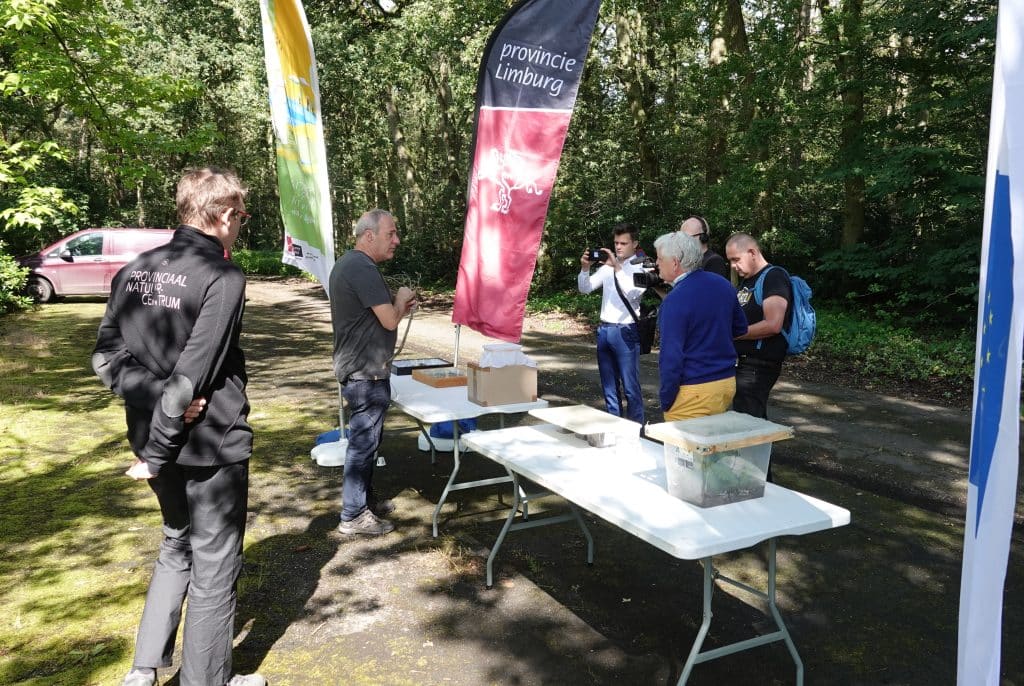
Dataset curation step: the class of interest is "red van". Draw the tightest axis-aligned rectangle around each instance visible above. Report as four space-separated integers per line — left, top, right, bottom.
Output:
18 227 175 302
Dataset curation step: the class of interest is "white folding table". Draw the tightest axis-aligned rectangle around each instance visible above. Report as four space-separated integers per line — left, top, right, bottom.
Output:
389 374 548 536
461 422 850 685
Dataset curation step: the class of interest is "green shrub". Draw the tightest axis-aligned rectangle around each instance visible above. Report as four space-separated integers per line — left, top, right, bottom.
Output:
526 289 601 321
813 306 974 386
0 252 32 314
231 249 306 277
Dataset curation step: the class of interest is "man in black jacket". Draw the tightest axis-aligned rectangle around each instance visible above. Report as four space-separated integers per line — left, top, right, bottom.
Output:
680 215 731 280
93 168 264 686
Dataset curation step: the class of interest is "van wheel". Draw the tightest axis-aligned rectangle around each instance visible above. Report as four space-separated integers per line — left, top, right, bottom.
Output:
27 277 54 303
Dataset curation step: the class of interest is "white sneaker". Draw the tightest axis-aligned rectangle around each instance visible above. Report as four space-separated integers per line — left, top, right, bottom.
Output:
122 668 157 686
225 675 267 686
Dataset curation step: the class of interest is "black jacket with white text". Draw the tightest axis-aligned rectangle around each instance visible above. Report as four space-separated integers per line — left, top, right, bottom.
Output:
93 225 252 474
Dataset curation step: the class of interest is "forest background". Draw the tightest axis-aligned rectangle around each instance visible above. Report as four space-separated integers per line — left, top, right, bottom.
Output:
0 0 995 402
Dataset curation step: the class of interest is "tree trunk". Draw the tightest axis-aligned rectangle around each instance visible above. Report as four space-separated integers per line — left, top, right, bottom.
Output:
384 87 423 231
615 8 661 201
822 0 867 247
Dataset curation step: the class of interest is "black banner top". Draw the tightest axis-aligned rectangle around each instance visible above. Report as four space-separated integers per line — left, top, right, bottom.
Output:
478 0 602 111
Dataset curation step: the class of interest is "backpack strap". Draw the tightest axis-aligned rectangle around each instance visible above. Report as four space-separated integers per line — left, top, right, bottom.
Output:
752 265 785 350
752 265 784 306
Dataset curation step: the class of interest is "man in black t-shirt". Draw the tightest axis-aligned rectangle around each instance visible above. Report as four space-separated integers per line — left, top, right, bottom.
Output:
725 232 793 424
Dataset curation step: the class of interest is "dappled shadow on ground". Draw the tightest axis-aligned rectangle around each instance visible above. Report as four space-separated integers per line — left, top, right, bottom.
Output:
232 514 343 676
6 282 1024 685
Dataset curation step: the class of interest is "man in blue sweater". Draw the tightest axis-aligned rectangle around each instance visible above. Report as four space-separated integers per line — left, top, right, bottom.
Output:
653 232 748 420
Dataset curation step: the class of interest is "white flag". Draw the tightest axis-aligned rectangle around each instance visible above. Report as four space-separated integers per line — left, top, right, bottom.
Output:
957 3 1024 684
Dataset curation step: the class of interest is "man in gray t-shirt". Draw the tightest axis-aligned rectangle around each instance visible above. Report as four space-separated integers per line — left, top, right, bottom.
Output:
329 209 416 535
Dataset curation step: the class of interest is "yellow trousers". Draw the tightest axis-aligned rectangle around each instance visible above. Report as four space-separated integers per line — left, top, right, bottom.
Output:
664 376 736 421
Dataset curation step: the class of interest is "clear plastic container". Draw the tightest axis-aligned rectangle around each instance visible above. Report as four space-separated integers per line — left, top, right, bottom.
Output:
646 411 793 508
664 442 772 507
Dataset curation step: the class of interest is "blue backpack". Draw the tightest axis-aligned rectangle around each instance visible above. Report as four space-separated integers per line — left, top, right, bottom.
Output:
753 266 816 355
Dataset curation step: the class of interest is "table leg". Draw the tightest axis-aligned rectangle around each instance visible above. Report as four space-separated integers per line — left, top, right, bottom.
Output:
432 423 463 538
486 469 523 588
567 503 594 564
413 419 437 465
676 540 804 685
431 422 515 537
485 472 596 587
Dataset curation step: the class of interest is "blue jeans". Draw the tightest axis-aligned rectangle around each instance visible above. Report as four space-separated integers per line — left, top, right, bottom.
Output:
596 323 644 423
341 379 391 521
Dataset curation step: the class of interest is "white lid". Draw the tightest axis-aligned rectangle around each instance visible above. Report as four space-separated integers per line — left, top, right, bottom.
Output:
645 411 793 453
530 404 640 435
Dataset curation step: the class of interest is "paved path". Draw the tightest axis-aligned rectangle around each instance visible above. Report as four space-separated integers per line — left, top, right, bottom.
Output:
230 278 1022 686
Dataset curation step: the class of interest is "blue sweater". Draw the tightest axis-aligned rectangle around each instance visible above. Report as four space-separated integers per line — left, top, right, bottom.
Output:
657 270 748 410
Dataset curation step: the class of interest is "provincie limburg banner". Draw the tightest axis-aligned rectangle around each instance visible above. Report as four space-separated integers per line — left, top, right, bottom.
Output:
452 0 602 342
259 0 334 289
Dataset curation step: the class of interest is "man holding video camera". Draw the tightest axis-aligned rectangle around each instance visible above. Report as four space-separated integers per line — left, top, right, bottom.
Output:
577 222 647 423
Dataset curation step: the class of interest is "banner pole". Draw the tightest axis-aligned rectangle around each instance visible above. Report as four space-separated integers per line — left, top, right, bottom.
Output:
454 324 461 367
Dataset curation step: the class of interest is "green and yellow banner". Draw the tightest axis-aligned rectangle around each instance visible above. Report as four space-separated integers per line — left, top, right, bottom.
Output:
259 0 333 288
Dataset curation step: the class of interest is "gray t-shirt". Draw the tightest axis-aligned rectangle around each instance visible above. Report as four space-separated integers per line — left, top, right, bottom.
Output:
329 249 397 382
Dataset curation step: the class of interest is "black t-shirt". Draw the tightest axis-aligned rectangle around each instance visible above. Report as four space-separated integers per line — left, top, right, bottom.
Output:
734 265 792 362
701 249 731 281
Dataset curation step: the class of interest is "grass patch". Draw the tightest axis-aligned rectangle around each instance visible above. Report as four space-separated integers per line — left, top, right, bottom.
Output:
0 301 334 685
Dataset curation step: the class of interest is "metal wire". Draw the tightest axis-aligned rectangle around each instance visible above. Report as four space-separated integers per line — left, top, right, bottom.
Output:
384 272 420 363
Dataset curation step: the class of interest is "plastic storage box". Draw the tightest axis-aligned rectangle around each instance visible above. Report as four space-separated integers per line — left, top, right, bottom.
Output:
645 411 793 507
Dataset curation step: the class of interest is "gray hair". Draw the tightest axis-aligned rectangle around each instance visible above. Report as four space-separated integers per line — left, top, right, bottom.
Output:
353 209 394 237
654 231 703 273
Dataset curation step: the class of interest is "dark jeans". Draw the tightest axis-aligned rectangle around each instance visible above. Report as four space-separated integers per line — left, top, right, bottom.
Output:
134 461 248 686
733 355 783 419
341 378 391 521
733 355 783 481
596 323 644 423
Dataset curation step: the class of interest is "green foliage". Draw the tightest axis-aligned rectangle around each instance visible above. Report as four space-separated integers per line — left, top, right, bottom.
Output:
0 0 998 329
813 305 974 389
0 252 32 314
231 250 305 278
815 238 979 327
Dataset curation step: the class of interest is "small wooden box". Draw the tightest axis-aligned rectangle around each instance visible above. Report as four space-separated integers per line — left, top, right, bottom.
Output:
412 366 468 388
467 362 537 406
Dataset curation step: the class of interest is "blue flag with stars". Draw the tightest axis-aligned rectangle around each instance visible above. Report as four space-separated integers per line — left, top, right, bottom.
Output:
958 4 1024 684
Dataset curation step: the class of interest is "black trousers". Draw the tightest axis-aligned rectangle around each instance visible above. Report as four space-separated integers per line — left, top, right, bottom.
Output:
133 461 248 686
733 356 783 419
733 356 783 481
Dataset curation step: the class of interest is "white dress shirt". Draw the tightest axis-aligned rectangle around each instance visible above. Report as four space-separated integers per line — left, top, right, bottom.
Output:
578 259 646 324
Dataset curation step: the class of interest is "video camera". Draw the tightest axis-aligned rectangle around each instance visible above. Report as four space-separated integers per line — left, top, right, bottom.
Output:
630 254 666 289
587 248 608 264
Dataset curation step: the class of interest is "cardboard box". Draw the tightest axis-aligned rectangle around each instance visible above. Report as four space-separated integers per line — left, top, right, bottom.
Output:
646 412 793 508
467 362 537 406
412 366 467 388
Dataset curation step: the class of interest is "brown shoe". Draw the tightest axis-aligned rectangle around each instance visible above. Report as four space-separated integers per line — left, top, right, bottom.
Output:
338 509 395 535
